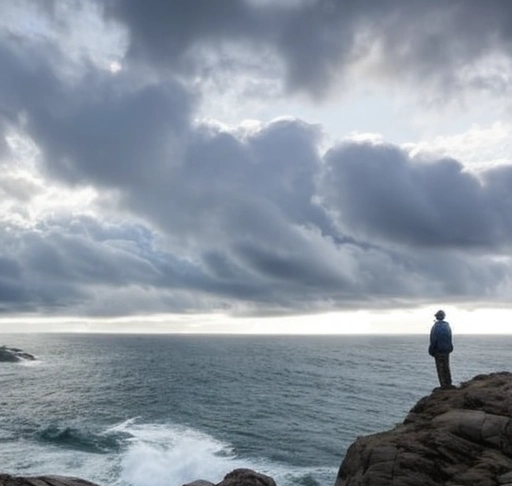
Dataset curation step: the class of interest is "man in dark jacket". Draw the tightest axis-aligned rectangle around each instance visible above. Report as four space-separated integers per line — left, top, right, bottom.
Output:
429 310 454 389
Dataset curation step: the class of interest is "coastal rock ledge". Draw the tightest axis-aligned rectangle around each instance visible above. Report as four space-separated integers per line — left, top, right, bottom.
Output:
335 372 512 486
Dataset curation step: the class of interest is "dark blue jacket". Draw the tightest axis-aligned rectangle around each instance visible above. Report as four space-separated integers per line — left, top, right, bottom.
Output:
429 320 453 356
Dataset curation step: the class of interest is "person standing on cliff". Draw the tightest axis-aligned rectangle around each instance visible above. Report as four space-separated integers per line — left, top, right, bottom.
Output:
429 310 454 389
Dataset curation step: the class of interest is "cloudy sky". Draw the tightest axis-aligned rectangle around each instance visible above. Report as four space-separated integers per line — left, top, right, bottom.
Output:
1 0 512 333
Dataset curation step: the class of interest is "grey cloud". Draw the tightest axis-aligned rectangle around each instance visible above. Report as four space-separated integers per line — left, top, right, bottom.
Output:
416 250 509 298
0 40 65 119
106 118 512 311
0 34 193 189
0 173 43 201
116 118 327 245
233 242 345 290
0 212 346 316
0 218 201 314
23 230 159 286
5 92 512 316
321 141 512 249
245 119 330 230
106 0 256 64
2 1 512 318
0 41 59 161
0 119 9 160
0 280 28 306
134 118 352 301
103 0 512 97
481 164 512 236
105 0 353 95
31 82 192 187
0 257 28 307
6 0 512 115
286 0 512 97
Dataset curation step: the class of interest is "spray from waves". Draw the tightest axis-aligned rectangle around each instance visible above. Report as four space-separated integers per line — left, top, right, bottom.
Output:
108 419 244 486
108 419 336 486
5 418 335 486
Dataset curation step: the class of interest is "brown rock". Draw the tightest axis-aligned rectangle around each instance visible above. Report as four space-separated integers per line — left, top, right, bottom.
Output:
0 475 99 486
216 469 276 486
181 469 275 486
335 372 512 486
181 481 214 486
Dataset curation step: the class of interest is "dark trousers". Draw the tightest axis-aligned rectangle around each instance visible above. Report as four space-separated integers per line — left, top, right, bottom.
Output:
434 353 452 388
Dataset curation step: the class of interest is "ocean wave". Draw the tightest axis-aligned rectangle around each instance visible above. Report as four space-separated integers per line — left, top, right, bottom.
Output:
9 418 334 486
36 423 129 454
0 428 17 441
110 419 241 486
109 419 335 486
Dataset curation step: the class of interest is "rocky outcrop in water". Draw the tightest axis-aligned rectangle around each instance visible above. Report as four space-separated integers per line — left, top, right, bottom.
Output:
0 470 275 486
183 469 276 486
335 372 512 486
0 346 36 362
0 475 97 486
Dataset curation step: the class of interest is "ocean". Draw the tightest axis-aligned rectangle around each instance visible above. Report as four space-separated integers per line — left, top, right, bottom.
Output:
0 334 510 486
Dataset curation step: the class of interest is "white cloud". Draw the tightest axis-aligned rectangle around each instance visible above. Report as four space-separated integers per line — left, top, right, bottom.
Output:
0 0 128 76
407 122 512 170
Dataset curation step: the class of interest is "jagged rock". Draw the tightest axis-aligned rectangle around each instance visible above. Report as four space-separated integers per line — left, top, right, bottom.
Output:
182 469 276 486
1 469 275 486
0 475 99 486
0 346 36 362
335 372 512 486
182 481 214 486
217 469 276 486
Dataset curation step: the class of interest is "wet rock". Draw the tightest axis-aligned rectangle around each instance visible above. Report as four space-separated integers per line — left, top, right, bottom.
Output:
217 469 276 486
182 481 215 486
335 372 512 486
0 475 99 486
182 469 276 486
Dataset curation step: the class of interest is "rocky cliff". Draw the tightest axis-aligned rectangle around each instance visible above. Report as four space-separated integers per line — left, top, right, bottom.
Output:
335 372 512 486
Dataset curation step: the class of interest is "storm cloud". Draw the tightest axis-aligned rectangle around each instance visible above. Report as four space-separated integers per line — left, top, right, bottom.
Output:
105 0 512 97
321 141 512 249
1 0 512 319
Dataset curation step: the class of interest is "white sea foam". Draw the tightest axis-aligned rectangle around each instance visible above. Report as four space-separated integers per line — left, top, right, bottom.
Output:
113 420 245 486
0 418 333 486
0 440 119 485
111 419 336 486
19 359 43 367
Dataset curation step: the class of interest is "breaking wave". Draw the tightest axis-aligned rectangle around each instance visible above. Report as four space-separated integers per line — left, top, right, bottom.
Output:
4 418 334 486
111 419 335 486
37 423 129 454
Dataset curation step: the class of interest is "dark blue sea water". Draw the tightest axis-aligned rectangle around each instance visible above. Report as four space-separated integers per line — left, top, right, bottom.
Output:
0 334 510 486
